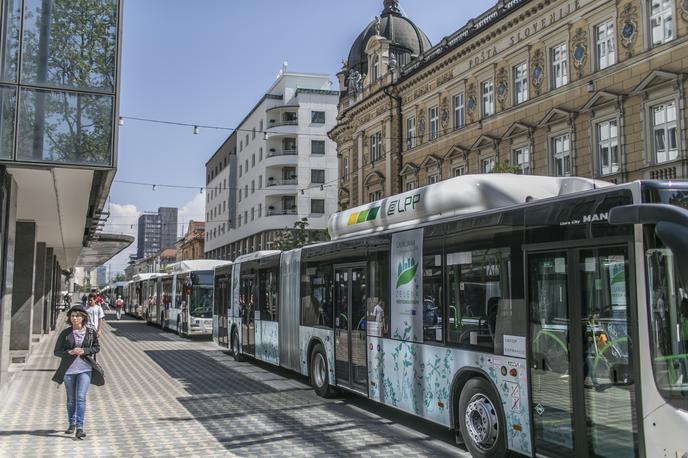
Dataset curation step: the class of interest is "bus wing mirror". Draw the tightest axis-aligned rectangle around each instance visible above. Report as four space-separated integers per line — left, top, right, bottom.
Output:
609 204 688 287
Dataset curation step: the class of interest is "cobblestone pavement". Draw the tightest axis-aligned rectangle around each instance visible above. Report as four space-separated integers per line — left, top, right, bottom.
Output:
0 312 469 457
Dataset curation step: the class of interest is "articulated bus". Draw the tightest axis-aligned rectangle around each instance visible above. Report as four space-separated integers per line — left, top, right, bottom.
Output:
158 260 231 336
215 174 688 458
128 273 162 318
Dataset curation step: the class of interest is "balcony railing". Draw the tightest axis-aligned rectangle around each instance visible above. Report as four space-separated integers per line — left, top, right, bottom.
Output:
268 120 298 128
267 149 298 157
266 209 298 216
266 178 298 187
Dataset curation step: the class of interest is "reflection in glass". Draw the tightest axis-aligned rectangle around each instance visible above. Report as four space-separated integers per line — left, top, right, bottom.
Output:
0 85 16 159
529 252 574 455
17 88 113 165
579 248 638 457
21 0 117 92
0 0 22 82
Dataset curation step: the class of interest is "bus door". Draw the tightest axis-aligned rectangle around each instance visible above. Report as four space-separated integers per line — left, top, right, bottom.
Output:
334 264 368 393
240 273 256 356
216 273 229 347
527 243 639 457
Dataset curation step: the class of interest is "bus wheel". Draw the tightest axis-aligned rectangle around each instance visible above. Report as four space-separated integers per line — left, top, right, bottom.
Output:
177 321 182 337
231 329 244 362
310 344 333 398
161 314 165 330
458 378 506 458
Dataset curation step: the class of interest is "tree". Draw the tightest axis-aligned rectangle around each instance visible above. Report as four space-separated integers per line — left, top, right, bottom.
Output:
272 218 329 251
114 273 126 282
490 163 522 174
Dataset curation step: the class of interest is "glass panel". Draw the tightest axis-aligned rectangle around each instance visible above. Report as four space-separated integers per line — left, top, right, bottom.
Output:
21 0 117 92
351 268 367 388
530 251 574 454
423 252 443 342
240 272 256 355
0 85 16 159
0 0 21 82
579 247 638 457
189 285 212 318
645 235 688 401
17 88 113 165
335 269 350 384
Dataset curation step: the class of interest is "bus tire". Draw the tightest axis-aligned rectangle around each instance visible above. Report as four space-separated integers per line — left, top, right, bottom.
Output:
458 377 507 458
161 313 165 330
231 329 245 362
177 321 182 337
310 344 333 398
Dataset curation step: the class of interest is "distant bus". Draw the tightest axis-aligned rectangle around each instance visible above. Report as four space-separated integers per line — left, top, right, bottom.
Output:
215 175 688 458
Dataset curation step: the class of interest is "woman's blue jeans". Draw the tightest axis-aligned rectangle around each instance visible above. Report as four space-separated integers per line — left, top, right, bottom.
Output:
64 371 91 428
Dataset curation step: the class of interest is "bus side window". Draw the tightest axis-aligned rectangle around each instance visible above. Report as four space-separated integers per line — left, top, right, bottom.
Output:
423 235 444 343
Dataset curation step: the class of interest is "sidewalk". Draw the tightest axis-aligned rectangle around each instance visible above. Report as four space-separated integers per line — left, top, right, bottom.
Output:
0 312 464 457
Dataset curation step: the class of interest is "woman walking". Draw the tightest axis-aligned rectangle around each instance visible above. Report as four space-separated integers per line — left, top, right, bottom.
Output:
52 306 104 439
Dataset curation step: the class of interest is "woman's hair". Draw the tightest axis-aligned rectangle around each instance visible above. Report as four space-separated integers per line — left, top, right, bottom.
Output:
65 309 89 325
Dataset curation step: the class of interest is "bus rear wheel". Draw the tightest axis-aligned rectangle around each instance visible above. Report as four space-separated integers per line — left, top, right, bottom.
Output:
310 344 333 398
458 378 507 458
232 329 244 362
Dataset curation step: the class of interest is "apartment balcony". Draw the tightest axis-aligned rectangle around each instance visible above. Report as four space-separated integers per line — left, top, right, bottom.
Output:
266 110 299 135
266 178 297 187
265 148 299 167
266 208 298 216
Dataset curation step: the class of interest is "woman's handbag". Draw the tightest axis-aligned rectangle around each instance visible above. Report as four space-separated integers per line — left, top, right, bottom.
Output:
88 356 105 386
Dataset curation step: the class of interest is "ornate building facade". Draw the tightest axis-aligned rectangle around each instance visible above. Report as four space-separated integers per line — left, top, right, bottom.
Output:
330 0 688 209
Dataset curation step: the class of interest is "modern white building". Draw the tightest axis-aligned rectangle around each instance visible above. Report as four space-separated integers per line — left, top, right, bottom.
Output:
204 133 236 260
205 70 339 260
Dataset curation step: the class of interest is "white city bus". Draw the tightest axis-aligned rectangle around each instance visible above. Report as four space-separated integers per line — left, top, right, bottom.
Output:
159 260 231 336
129 272 162 318
218 174 688 458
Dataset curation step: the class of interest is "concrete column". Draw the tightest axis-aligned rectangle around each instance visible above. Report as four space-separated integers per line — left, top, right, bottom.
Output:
384 116 392 196
0 174 18 391
31 242 46 340
42 248 53 334
50 256 59 330
9 221 36 359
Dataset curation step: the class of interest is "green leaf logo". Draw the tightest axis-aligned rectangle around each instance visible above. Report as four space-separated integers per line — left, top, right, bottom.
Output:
396 260 417 287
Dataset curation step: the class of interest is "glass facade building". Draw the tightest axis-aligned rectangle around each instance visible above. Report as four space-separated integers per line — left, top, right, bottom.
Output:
0 0 120 167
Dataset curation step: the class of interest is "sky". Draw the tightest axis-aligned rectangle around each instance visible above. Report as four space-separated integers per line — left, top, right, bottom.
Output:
103 0 497 274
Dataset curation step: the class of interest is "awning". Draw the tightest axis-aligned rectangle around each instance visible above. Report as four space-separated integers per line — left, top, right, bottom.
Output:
75 233 135 268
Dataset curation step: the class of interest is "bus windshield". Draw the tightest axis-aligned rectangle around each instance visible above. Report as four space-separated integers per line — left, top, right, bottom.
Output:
645 188 688 401
189 285 213 319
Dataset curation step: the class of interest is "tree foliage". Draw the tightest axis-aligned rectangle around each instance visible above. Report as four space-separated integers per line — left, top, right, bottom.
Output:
272 218 329 251
489 163 522 174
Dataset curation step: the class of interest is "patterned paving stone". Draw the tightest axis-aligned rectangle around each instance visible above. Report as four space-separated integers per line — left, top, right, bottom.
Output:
0 312 468 457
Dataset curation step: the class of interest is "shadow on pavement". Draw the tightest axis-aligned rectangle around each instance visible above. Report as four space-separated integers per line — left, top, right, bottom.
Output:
107 320 173 342
0 429 73 439
146 349 460 456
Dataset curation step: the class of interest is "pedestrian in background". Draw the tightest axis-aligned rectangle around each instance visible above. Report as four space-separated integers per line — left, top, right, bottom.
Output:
85 295 105 340
52 306 104 439
114 295 124 320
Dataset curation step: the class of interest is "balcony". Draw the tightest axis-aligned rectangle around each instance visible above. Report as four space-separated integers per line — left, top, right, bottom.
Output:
267 149 297 157
266 208 297 216
266 112 299 134
266 178 297 187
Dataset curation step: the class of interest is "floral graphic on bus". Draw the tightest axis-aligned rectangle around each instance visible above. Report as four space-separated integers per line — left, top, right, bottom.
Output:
396 257 418 287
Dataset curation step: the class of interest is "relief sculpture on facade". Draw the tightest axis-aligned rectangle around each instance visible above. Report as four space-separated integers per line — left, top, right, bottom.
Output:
530 49 545 97
571 27 588 79
466 82 477 123
619 2 639 58
496 67 509 110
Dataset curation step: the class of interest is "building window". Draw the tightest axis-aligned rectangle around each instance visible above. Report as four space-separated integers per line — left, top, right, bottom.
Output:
429 105 439 140
244 211 248 223
311 140 325 155
238 191 241 202
452 165 466 177
370 132 382 162
251 207 255 221
480 157 495 174
251 154 255 166
652 101 678 163
244 185 248 198
258 203 262 218
551 43 568 89
650 0 674 46
238 214 242 227
405 181 416 191
481 79 494 117
239 165 242 177
427 174 439 185
597 120 619 175
252 128 256 140
311 199 325 214
245 159 248 171
513 62 528 105
596 20 616 70
552 133 571 176
372 55 380 80
512 146 530 174
259 147 263 161
311 111 325 124
368 190 382 202
245 134 249 146
311 169 325 184
259 175 262 189
343 157 349 180
251 180 255 193
407 116 416 149
239 140 242 152
259 120 263 132
453 93 465 130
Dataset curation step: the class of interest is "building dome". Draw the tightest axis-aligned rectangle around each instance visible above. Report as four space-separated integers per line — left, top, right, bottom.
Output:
347 0 431 74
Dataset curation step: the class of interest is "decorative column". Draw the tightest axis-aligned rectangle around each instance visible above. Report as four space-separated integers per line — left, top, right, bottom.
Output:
384 115 392 196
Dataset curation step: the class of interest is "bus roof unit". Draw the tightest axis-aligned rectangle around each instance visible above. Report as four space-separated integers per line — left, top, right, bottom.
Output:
168 259 232 273
328 174 612 240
